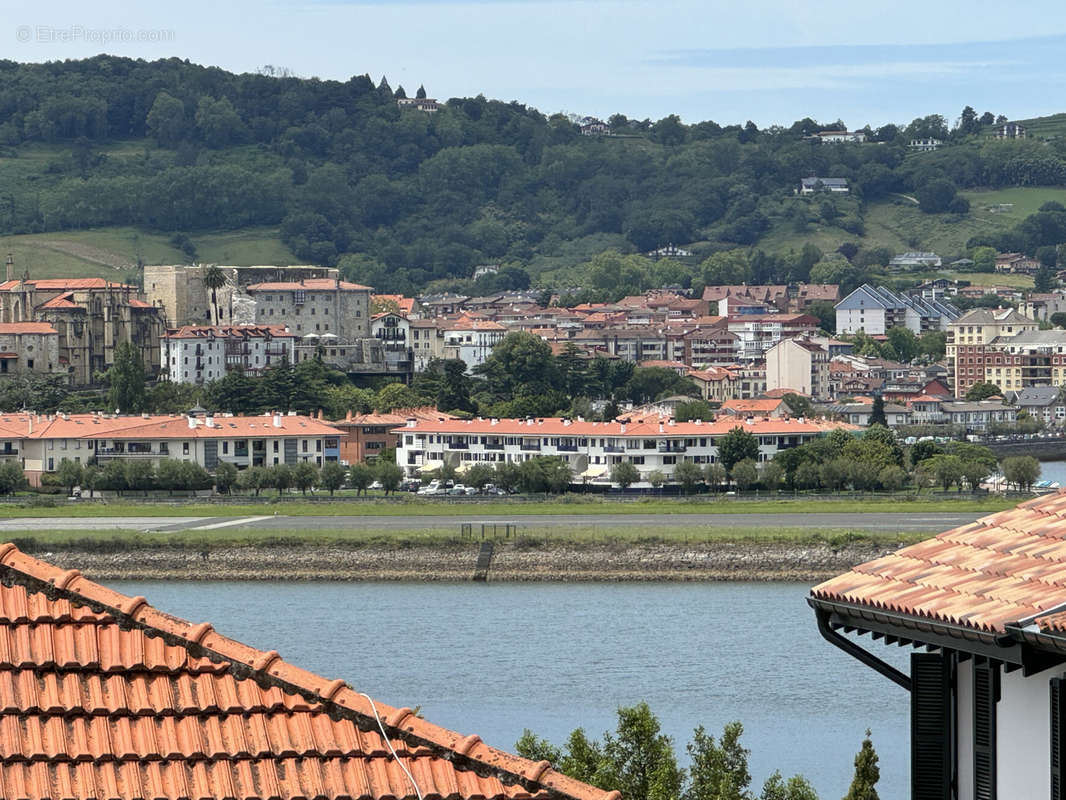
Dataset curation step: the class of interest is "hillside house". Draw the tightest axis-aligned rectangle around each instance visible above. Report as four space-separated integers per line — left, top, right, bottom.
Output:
799 177 849 194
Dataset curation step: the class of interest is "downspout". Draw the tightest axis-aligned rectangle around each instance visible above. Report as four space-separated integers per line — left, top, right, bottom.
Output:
814 606 912 692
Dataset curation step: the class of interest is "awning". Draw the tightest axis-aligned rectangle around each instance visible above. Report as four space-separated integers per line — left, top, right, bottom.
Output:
582 465 607 478
418 463 440 473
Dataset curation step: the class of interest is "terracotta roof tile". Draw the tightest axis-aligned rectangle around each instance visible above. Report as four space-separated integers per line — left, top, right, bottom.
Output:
247 278 372 291
0 545 614 800
0 323 57 335
811 491 1066 634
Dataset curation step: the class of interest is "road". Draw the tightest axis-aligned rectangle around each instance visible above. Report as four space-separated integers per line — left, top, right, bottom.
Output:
0 511 987 533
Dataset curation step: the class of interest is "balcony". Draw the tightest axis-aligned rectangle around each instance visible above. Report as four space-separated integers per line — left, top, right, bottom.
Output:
520 442 541 451
556 444 578 452
604 445 625 453
483 442 504 450
658 443 687 453
447 441 469 450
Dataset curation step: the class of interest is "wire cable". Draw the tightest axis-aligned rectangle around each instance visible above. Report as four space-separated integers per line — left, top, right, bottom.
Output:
359 692 424 800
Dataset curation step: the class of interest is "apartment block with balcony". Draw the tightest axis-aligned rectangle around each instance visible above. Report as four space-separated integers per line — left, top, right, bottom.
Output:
394 415 855 485
946 308 1038 396
161 325 296 384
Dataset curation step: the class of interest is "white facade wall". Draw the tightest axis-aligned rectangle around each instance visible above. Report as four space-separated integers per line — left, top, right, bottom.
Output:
996 664 1054 799
396 422 827 483
443 329 504 370
163 334 295 384
836 307 887 335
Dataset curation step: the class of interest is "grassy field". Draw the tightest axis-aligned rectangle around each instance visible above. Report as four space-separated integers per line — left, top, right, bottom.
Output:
0 494 1017 518
1014 113 1066 140
960 186 1066 222
896 269 1036 289
6 525 930 550
0 226 299 281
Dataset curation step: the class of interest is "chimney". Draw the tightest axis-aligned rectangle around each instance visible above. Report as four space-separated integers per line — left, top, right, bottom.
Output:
188 415 197 429
273 412 283 428
205 414 215 428
406 418 417 427
345 409 352 421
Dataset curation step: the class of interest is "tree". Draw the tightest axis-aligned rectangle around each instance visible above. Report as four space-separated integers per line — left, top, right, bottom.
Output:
926 454 965 491
465 463 496 489
760 772 818 800
598 703 683 800
292 462 319 495
704 462 726 492
731 459 759 491
674 400 715 422
885 327 918 363
843 729 880 800
965 381 1001 401
156 458 187 493
717 427 759 472
348 462 374 495
917 179 958 214
869 395 887 427
878 465 907 492
124 460 155 496
761 461 783 493
106 341 147 413
0 462 26 495
237 465 270 497
685 722 751 800
214 461 239 495
611 461 640 490
271 464 293 496
376 461 404 494
647 470 666 493
81 464 100 499
674 461 704 494
437 359 476 414
202 265 227 324
517 456 572 493
319 462 347 496
1002 455 1040 491
56 458 83 496
145 91 186 146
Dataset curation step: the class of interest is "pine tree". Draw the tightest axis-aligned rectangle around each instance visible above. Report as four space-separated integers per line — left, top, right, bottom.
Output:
843 729 879 800
869 395 887 427
416 84 427 99
106 341 147 413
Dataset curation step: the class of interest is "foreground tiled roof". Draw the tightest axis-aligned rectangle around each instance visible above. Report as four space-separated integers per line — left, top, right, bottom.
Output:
0 544 615 800
0 323 58 335
811 492 1066 635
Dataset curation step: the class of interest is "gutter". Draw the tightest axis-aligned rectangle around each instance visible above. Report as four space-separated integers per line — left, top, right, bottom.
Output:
813 604 911 692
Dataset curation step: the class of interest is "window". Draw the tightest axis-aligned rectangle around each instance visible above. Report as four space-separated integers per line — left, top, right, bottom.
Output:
183 442 190 455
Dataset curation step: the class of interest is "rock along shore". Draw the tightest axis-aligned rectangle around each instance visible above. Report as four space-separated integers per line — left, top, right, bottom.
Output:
20 540 895 582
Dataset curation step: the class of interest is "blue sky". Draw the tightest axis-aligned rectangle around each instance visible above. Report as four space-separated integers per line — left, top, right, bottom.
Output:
10 0 1066 127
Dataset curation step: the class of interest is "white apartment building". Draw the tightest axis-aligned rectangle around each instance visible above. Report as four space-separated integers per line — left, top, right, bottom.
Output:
765 338 830 400
161 325 295 384
394 415 856 486
727 314 820 360
441 317 506 370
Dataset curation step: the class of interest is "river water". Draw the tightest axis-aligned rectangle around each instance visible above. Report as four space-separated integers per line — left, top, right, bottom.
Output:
113 580 911 800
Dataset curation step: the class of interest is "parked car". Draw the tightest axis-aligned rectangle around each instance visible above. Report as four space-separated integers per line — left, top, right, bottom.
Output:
400 480 422 492
368 481 383 490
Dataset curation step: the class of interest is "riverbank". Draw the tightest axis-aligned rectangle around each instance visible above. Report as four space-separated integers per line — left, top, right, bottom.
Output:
15 536 909 582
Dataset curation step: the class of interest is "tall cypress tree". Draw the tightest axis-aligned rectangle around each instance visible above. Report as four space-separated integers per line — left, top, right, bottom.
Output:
843 729 880 800
106 341 147 413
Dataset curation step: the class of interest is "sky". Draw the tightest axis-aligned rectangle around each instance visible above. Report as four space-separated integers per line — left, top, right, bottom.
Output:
8 0 1066 128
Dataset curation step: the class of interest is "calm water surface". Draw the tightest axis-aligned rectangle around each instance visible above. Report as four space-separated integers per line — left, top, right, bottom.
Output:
113 581 910 799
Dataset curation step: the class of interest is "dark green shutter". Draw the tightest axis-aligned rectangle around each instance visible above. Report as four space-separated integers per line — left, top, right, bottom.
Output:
973 661 997 800
912 652 952 800
1053 678 1065 800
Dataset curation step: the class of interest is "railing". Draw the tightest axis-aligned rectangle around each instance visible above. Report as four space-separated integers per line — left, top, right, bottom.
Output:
556 444 578 452
604 445 625 453
657 443 687 453
520 443 541 451
483 442 504 450
447 442 469 450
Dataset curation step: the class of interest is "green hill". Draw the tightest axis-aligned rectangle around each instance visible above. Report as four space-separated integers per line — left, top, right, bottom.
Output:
2 56 1066 293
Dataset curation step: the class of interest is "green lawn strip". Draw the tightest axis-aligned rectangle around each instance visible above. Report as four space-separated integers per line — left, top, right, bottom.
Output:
7 526 931 551
0 495 1017 518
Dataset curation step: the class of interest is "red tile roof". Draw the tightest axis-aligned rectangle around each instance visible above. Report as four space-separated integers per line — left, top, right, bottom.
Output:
0 413 341 441
38 293 81 310
164 325 294 340
0 323 57 335
395 415 854 437
811 492 1066 635
0 544 614 800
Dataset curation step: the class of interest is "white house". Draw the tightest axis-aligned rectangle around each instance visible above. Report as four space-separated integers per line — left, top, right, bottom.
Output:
370 312 413 375
811 492 1066 800
799 177 849 194
161 325 295 384
441 316 506 371
393 414 856 484
908 138 942 152
813 131 866 144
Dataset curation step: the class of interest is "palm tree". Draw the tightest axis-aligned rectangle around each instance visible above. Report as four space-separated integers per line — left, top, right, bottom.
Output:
202 265 227 325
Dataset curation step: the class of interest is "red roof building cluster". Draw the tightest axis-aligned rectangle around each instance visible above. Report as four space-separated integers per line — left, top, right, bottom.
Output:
0 544 615 800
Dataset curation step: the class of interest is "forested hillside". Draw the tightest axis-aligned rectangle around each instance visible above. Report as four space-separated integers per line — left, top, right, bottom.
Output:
2 55 1066 294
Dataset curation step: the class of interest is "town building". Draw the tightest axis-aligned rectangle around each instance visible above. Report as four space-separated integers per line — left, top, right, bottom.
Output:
1007 385 1066 427
888 252 942 270
953 329 1066 396
0 322 62 377
330 406 454 464
161 325 295 384
686 366 739 404
0 273 166 384
683 324 737 366
442 316 507 370
946 307 1039 396
0 543 611 800
0 410 342 484
727 314 821 360
719 397 797 418
835 284 960 335
764 338 830 400
826 400 912 427
799 177 849 194
394 414 855 485
939 400 1017 431
410 318 445 371
995 120 1027 139
810 493 1066 800
812 130 866 143
995 252 1041 274
370 311 414 375
579 116 609 135
397 95 441 112
144 264 337 326
1022 292 1066 321
908 137 942 151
